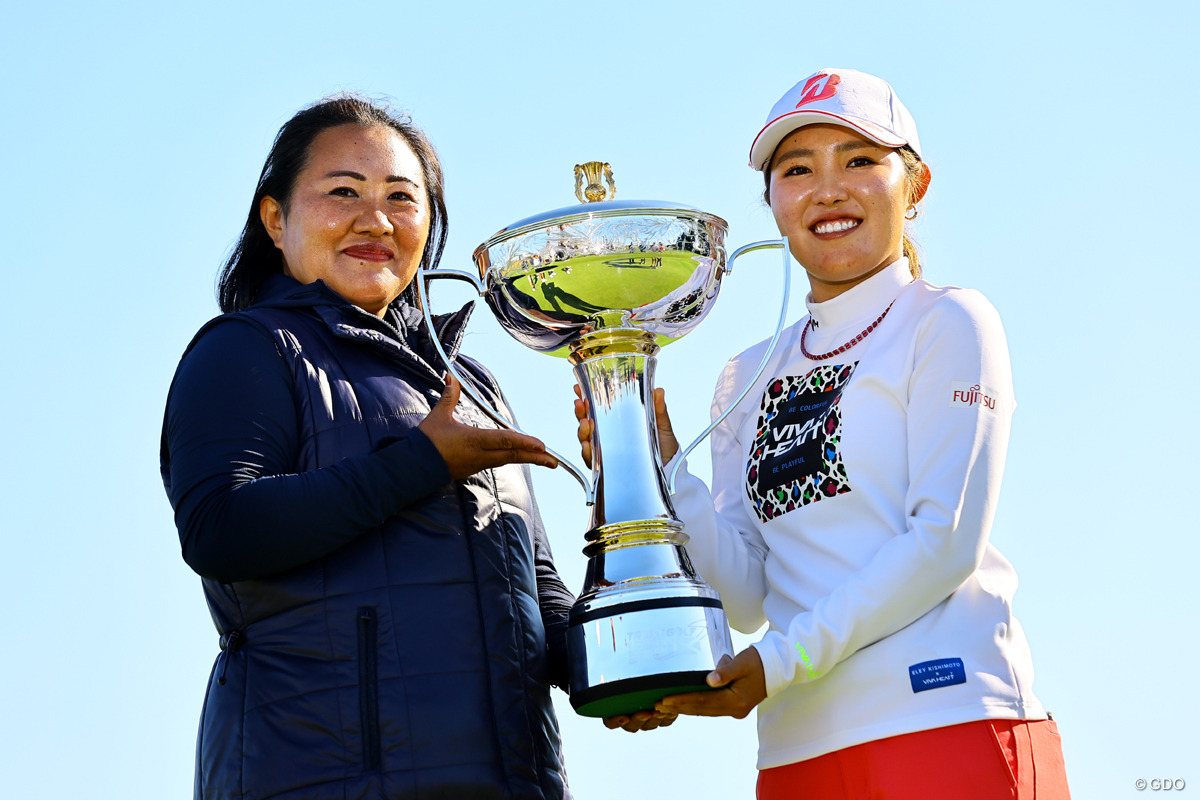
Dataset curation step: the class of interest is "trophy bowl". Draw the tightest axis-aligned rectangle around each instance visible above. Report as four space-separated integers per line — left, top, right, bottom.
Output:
418 165 790 718
472 198 729 355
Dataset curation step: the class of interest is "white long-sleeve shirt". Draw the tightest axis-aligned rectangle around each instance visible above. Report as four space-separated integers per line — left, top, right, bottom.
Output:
671 258 1046 768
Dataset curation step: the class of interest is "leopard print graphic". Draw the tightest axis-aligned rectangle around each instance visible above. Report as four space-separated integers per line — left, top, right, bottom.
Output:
745 363 856 522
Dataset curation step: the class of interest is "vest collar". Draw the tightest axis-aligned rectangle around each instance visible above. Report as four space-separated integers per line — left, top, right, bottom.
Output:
252 273 474 360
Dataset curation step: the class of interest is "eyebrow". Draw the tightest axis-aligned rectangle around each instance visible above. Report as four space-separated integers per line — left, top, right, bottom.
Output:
772 140 880 163
324 170 421 187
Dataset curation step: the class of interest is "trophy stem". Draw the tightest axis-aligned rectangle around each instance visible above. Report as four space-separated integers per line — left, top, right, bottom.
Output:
566 329 733 717
570 329 675 533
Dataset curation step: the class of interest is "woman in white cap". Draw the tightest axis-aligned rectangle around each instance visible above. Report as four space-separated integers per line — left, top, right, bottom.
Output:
582 68 1071 797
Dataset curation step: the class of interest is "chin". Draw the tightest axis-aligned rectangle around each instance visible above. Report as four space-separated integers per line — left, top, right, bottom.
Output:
340 280 404 310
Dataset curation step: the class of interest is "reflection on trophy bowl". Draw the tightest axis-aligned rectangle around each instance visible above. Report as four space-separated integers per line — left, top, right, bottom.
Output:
472 199 729 356
473 194 736 718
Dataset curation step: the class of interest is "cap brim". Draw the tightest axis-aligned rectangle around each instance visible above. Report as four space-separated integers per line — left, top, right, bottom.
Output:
749 110 909 170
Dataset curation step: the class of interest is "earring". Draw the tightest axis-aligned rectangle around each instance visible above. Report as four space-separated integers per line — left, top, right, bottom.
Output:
905 205 919 220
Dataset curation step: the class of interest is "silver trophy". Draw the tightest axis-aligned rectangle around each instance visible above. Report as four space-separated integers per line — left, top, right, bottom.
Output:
417 164 792 717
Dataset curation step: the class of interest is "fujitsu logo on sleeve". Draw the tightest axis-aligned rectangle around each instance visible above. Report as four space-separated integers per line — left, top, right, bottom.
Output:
950 382 998 411
796 73 840 107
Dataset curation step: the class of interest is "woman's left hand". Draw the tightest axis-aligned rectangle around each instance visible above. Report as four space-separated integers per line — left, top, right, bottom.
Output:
601 708 678 733
655 646 767 719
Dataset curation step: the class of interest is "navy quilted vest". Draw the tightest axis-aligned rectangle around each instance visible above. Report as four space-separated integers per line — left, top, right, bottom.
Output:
182 280 567 800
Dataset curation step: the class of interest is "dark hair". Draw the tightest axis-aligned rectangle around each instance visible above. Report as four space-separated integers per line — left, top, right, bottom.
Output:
761 141 927 279
217 95 448 313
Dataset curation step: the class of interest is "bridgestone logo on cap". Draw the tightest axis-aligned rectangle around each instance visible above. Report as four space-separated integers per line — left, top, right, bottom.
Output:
796 73 840 107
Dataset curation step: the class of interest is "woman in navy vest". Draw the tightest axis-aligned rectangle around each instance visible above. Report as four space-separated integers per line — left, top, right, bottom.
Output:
161 96 574 800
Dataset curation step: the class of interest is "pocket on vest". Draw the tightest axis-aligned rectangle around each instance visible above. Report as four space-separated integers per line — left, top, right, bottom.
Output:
358 606 381 771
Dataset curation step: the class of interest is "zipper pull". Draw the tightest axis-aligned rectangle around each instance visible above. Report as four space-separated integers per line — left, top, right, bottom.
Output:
217 629 244 686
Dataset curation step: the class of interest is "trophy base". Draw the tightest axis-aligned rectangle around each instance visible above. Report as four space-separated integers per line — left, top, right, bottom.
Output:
566 591 733 719
569 670 715 718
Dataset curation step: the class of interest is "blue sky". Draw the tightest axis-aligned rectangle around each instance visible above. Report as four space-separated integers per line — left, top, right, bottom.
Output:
2 1 1197 797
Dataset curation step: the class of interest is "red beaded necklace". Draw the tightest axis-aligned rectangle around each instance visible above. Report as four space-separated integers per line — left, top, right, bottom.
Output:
801 300 896 361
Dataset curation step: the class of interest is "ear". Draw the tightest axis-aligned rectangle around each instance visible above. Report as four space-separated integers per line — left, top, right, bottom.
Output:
911 162 932 204
259 195 285 248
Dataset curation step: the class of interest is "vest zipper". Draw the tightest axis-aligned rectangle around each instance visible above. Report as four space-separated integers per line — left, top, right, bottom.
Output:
357 607 381 771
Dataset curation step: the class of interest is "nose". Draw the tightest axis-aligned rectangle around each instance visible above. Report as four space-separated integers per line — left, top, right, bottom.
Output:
811 169 848 206
355 205 394 236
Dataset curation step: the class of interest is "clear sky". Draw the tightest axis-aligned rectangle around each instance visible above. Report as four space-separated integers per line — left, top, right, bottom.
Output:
2 1 1197 797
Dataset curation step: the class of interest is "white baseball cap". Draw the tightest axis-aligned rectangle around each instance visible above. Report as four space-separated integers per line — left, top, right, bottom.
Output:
749 68 921 171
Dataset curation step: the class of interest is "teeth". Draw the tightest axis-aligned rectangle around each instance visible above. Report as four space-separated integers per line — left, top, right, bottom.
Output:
814 219 859 234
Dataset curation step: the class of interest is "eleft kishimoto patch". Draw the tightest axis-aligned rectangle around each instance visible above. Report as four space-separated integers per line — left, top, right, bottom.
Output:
745 364 855 522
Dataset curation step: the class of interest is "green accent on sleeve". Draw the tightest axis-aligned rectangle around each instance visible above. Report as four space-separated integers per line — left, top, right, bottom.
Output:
795 643 821 679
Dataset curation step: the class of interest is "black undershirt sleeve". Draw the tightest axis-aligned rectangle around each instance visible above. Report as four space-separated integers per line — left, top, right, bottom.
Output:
163 319 450 583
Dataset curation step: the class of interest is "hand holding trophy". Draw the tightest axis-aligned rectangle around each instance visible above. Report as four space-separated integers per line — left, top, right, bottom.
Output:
417 164 792 719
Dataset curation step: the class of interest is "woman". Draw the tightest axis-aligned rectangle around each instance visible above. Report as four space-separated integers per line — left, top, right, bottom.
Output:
161 96 573 800
583 69 1071 797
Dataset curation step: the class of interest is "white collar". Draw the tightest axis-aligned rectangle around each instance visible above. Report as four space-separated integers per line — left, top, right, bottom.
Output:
804 258 913 333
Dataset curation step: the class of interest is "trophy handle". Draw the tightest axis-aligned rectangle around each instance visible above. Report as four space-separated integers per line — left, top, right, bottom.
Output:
415 267 595 500
667 237 792 494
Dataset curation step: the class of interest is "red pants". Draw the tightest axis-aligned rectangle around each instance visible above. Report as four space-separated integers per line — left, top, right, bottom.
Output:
757 719 1070 799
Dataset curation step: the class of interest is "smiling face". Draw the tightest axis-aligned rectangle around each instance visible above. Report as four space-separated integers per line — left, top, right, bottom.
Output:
260 123 430 317
767 124 924 303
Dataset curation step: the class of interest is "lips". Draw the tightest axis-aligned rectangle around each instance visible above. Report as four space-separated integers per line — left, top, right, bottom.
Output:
343 244 394 261
811 218 860 236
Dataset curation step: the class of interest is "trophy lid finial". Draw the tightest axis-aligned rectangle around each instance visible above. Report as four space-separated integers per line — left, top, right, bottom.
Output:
574 162 616 204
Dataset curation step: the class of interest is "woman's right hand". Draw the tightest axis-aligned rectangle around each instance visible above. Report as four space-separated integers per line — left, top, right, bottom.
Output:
420 374 558 480
572 385 595 468
573 385 680 468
